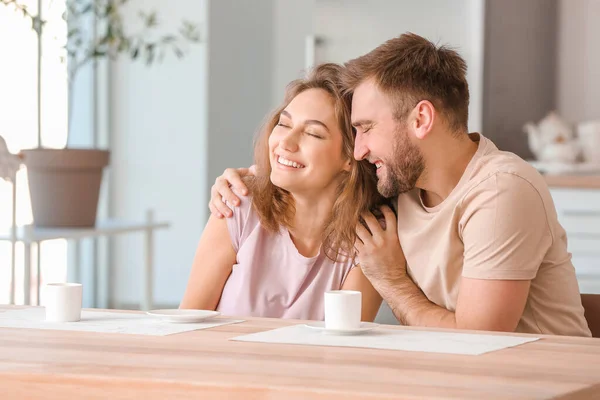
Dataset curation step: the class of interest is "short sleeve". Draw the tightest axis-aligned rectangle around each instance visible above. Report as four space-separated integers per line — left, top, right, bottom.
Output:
224 192 254 253
460 173 553 280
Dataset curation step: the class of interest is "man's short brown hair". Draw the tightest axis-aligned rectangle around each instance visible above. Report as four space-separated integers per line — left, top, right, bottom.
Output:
342 33 470 133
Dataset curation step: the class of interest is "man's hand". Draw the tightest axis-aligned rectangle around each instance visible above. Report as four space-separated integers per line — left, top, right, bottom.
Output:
355 205 407 282
356 205 530 332
209 166 256 218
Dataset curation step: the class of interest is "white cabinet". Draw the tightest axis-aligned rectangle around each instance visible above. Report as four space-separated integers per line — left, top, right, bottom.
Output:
550 188 600 294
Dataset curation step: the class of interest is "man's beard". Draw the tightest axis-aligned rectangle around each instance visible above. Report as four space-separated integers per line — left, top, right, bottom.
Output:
377 127 425 198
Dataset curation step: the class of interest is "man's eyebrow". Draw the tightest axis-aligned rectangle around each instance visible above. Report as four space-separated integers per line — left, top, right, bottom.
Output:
352 119 373 128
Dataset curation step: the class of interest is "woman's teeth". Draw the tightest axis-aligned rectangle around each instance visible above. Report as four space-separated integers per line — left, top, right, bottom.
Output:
277 156 305 169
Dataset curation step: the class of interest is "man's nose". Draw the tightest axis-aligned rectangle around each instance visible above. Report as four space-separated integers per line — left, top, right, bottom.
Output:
354 133 369 160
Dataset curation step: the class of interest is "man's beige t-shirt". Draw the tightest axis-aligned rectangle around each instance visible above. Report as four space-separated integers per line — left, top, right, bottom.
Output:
396 133 591 337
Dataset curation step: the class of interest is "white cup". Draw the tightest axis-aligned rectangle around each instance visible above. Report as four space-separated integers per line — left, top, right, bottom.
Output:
324 290 362 330
43 283 83 322
578 121 600 164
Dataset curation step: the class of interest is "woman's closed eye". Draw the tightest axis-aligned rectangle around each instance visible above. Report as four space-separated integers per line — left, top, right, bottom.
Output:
277 121 291 128
305 131 324 139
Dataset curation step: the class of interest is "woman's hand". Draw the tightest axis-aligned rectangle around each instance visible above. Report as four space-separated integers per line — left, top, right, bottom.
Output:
209 165 256 218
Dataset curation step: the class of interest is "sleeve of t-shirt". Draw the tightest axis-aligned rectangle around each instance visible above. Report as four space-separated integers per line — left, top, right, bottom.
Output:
460 172 553 280
224 191 254 253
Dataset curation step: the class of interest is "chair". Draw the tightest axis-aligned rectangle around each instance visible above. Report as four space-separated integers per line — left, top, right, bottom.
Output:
581 294 600 338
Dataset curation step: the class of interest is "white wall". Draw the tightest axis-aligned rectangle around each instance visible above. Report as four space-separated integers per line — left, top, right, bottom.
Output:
557 0 600 123
271 0 316 106
482 0 558 157
109 0 278 307
314 0 485 133
110 0 208 307
206 0 275 184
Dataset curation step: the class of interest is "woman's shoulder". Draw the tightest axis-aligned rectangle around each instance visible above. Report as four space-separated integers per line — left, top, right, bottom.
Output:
224 190 262 251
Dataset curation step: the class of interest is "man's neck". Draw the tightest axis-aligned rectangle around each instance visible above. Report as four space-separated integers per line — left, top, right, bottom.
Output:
417 132 479 208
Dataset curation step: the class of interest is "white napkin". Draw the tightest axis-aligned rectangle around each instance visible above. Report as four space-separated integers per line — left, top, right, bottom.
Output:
0 308 244 336
231 324 539 355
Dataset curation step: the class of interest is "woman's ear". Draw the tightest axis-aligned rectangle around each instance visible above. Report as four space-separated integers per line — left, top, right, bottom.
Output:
342 158 352 172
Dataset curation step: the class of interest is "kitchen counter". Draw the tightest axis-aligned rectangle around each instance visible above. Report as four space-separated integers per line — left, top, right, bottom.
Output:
543 174 600 189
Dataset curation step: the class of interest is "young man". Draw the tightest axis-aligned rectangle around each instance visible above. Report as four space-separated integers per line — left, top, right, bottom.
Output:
208 33 591 337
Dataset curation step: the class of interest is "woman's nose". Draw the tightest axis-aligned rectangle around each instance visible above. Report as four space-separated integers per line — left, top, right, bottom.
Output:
279 131 300 152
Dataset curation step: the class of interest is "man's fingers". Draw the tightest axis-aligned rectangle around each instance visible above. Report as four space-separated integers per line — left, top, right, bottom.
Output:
208 203 224 219
354 239 364 254
210 181 234 217
215 174 242 203
362 211 382 236
223 167 250 195
380 205 397 232
210 197 232 218
356 222 372 244
208 165 257 218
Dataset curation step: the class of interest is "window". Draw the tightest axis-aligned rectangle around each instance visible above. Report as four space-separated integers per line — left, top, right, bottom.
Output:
0 0 68 304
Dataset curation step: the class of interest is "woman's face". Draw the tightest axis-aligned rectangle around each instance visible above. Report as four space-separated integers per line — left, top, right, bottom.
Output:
269 88 350 195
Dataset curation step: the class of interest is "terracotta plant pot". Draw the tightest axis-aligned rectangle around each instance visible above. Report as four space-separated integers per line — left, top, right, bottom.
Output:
21 149 110 227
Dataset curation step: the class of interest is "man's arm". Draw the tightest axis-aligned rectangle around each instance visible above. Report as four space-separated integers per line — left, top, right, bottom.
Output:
357 175 550 331
370 270 530 331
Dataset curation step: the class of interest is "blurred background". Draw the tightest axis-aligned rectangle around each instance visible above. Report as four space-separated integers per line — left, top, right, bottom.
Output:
1 0 599 312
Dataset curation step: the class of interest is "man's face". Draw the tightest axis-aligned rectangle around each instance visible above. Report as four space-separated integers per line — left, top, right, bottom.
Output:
351 80 424 198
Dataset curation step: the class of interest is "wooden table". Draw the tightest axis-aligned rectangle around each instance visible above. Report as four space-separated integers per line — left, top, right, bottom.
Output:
1 306 599 399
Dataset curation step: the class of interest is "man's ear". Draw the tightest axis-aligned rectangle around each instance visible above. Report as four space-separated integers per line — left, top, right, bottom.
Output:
412 100 435 140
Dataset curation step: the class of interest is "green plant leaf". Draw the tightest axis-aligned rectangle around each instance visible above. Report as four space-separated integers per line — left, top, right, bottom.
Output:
145 11 157 28
174 46 184 59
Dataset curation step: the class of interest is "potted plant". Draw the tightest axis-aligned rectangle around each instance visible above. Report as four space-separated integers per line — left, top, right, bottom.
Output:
1 0 200 227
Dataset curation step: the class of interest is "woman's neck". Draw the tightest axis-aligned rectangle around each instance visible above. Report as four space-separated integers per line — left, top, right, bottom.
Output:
288 190 337 258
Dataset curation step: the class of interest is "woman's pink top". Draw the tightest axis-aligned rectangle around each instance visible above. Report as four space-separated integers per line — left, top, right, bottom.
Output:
216 195 355 320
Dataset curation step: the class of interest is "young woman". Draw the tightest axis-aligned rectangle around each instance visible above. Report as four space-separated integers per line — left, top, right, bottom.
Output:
180 64 384 321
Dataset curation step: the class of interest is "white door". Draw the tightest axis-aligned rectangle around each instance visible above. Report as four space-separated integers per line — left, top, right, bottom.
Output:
313 0 485 133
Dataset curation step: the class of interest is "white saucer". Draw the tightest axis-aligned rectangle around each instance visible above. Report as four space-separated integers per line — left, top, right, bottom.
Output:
304 321 378 335
146 309 220 323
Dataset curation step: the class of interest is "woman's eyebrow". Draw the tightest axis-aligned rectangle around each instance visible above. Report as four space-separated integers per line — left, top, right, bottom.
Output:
281 110 330 132
305 119 329 132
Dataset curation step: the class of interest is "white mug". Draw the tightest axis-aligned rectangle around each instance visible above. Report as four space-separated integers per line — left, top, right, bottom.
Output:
578 121 600 164
324 290 362 330
43 283 83 322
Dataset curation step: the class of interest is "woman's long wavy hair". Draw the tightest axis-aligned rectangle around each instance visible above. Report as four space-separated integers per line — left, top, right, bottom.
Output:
247 63 385 262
